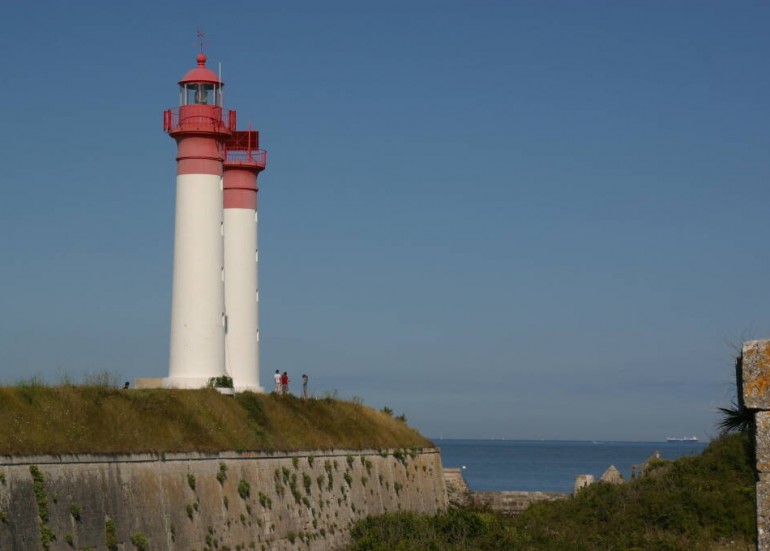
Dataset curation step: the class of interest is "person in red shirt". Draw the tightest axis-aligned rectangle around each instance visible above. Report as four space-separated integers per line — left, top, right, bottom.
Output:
280 372 289 395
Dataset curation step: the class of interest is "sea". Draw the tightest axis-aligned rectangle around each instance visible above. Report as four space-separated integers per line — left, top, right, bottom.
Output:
437 439 708 493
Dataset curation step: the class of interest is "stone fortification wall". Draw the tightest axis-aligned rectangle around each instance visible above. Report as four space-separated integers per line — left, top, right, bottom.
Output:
471 491 567 515
443 469 566 516
443 468 471 508
0 448 446 551
740 339 770 551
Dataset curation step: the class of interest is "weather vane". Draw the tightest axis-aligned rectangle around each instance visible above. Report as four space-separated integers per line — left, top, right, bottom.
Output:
196 29 206 53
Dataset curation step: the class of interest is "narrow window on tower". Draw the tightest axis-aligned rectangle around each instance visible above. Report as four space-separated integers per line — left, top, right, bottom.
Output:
220 222 224 236
254 212 258 223
256 330 260 342
255 250 259 263
222 313 227 329
221 267 225 282
255 290 259 302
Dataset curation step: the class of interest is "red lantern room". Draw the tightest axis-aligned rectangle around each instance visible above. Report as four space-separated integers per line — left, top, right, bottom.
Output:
179 52 223 107
164 52 235 138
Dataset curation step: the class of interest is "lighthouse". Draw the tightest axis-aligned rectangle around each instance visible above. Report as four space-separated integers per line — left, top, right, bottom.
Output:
161 47 267 390
163 51 231 389
223 131 266 392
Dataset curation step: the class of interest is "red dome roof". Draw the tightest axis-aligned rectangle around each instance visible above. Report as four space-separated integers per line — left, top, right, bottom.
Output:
179 53 222 85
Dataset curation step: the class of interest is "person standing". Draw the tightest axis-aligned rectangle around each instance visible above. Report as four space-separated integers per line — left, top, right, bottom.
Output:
302 373 308 399
273 370 281 393
281 371 289 395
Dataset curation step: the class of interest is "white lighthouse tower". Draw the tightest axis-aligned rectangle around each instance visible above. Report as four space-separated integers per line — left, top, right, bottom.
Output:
223 131 266 391
162 51 233 388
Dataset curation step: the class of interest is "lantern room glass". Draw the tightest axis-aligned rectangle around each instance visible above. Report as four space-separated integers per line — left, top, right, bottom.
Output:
181 83 222 106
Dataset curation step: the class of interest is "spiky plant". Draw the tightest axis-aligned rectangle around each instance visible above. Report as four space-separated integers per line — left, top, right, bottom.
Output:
717 401 753 435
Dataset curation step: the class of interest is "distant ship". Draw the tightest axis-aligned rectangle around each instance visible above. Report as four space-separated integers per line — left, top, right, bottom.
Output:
666 436 698 442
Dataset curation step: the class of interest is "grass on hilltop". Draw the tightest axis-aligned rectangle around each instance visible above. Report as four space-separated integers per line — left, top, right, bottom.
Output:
348 432 756 551
0 379 431 455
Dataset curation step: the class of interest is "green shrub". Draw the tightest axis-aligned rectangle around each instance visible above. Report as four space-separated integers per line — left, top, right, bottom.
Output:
104 518 118 551
40 524 56 551
216 462 228 484
207 375 233 388
130 533 149 551
30 465 48 522
187 473 196 491
258 491 272 509
238 479 250 499
349 509 516 551
348 434 756 551
289 473 302 504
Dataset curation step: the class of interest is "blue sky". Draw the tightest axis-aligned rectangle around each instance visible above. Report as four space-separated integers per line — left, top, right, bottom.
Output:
1 1 768 441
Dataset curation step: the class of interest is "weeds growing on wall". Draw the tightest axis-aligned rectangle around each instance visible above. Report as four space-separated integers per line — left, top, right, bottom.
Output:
130 533 149 551
104 518 118 551
216 463 228 485
237 479 250 499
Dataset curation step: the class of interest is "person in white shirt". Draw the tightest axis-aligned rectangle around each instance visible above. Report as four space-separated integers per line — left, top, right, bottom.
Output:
273 370 281 393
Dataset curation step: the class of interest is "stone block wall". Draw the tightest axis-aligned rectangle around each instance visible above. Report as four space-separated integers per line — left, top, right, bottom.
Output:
471 491 567 515
740 339 770 551
442 468 471 508
442 469 567 516
0 448 446 550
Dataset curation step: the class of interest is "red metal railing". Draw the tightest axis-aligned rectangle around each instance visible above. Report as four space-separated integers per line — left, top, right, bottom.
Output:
163 107 237 134
225 149 267 168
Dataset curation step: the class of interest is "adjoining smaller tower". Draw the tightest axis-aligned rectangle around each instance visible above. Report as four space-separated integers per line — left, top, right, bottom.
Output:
163 52 235 388
223 130 266 391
